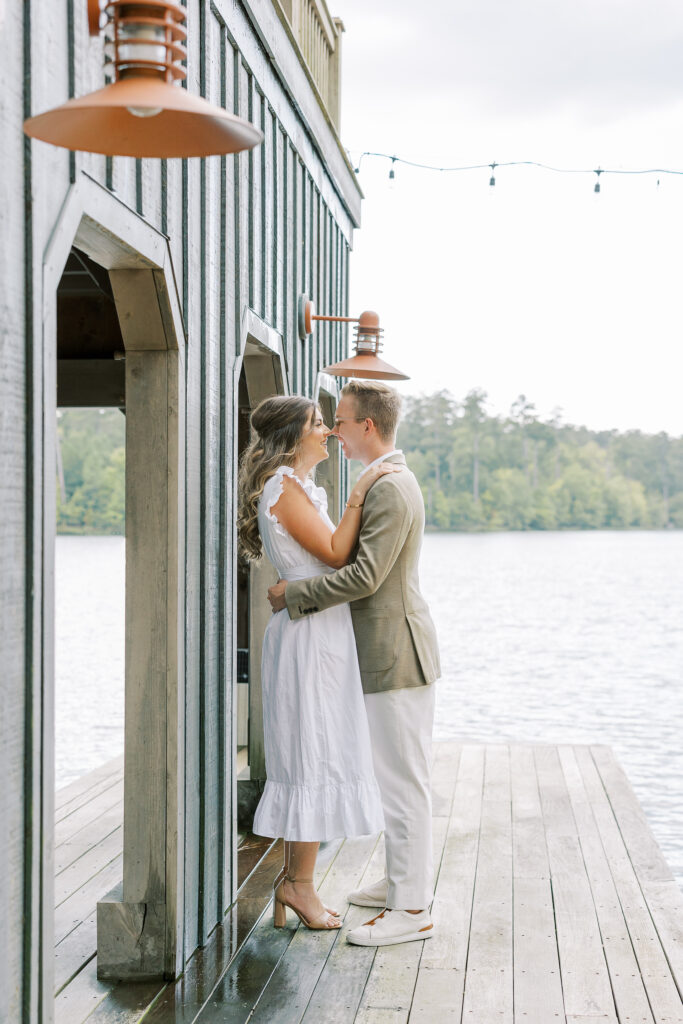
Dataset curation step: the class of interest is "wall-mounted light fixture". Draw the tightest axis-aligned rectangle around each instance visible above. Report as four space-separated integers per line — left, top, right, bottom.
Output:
298 295 409 381
23 0 263 158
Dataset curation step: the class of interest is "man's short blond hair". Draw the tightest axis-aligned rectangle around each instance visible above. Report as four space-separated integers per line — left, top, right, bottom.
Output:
341 379 402 441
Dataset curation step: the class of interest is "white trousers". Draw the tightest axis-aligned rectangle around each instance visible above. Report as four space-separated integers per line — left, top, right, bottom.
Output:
364 684 435 910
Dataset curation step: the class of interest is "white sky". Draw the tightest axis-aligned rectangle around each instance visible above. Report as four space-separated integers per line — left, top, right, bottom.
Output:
337 0 683 436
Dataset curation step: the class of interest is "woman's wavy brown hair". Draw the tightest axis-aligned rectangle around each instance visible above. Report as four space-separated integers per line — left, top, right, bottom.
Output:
237 394 316 560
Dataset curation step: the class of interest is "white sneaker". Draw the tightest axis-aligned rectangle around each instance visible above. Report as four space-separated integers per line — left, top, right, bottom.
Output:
346 908 434 947
347 876 388 907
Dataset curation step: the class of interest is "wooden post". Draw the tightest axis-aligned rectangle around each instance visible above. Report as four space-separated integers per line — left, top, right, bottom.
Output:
97 270 184 981
329 17 344 131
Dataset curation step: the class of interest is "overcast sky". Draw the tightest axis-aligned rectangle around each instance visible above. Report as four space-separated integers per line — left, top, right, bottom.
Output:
337 0 683 435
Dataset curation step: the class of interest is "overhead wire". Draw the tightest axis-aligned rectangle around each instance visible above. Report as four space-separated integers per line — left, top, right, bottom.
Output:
352 151 683 180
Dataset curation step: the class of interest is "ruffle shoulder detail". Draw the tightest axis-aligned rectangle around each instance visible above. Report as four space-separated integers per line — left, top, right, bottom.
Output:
261 466 328 536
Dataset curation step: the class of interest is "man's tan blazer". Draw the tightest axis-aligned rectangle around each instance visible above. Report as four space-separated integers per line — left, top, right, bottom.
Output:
285 454 441 694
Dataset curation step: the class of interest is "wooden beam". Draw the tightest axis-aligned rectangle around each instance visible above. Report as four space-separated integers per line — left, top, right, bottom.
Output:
57 360 125 408
109 271 168 352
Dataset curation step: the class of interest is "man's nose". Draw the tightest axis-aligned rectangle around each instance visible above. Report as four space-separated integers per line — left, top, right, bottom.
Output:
327 427 340 438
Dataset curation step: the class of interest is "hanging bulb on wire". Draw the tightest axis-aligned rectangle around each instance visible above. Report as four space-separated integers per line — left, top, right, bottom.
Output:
350 151 681 198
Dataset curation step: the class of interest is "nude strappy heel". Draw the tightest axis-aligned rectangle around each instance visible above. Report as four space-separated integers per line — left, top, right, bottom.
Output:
273 875 341 930
273 866 339 918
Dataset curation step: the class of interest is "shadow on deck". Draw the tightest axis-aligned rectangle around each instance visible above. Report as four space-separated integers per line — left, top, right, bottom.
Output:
54 743 683 1023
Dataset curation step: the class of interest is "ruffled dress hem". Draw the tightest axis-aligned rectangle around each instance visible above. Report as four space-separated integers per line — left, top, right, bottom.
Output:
253 776 385 843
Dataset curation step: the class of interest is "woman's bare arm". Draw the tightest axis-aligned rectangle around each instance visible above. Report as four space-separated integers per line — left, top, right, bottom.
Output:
269 465 400 569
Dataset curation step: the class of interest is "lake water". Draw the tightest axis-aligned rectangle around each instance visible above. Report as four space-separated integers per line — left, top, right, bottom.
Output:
55 537 125 790
55 531 683 887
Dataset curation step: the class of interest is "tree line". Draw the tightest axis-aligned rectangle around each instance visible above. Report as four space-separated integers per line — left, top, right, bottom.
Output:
56 396 683 534
397 390 683 531
56 409 125 534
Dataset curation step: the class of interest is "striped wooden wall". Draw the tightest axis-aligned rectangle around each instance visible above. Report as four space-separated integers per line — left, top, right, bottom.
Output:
0 0 359 1018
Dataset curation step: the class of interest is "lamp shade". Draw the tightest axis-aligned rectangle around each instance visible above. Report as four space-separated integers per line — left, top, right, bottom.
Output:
23 0 263 158
321 311 410 381
321 352 410 381
23 76 264 158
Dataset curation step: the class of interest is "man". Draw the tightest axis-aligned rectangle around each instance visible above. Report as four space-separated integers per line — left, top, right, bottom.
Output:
267 379 441 946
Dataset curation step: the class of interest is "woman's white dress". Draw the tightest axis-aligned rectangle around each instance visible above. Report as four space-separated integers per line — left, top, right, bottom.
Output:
252 466 385 842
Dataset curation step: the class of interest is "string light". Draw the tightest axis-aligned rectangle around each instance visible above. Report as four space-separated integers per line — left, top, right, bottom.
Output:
352 152 683 187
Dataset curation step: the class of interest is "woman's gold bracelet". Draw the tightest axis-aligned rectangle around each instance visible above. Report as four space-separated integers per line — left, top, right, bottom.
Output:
346 500 364 508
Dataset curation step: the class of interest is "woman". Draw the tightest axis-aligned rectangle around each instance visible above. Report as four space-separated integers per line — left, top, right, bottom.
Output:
237 395 395 930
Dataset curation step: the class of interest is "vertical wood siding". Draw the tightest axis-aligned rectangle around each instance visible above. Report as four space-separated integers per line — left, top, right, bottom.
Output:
0 1 29 1018
2 0 357 1012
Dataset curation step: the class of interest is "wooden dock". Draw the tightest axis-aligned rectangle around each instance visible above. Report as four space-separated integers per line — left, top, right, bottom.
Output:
54 743 683 1023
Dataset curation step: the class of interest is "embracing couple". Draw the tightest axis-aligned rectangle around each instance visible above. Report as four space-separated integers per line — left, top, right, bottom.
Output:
237 380 440 946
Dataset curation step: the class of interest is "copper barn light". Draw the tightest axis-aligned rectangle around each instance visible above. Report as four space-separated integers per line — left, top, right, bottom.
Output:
23 0 263 158
298 295 409 381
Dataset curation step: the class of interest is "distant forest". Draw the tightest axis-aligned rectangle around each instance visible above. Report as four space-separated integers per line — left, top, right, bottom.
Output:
56 394 683 534
56 409 125 534
398 390 683 531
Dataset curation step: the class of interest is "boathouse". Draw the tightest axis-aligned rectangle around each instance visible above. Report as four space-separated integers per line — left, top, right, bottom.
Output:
0 1 359 1019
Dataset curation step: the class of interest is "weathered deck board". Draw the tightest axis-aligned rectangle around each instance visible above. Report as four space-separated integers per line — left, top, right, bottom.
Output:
535 744 618 1021
55 775 123 840
343 813 452 1024
300 837 388 1024
54 744 683 1023
574 746 683 1021
461 744 514 1022
558 746 654 1022
245 834 380 1024
55 756 124 814
192 838 345 1024
53 759 280 1021
410 743 481 1021
55 799 123 876
510 745 565 1023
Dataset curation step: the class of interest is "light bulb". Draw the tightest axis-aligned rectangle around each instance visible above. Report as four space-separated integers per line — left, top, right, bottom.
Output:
356 334 378 354
118 22 167 69
126 105 163 117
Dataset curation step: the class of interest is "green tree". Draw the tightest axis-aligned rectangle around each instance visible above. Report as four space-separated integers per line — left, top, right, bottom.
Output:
461 388 489 504
397 390 683 532
482 468 534 530
56 409 126 534
604 475 649 528
550 461 606 528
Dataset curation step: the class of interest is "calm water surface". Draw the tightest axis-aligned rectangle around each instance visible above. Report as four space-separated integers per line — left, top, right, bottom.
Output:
55 531 683 886
55 537 125 790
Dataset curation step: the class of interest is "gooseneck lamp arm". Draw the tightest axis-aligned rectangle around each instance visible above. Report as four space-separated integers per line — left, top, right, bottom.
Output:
297 295 410 382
